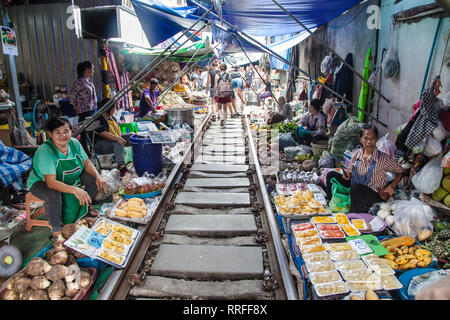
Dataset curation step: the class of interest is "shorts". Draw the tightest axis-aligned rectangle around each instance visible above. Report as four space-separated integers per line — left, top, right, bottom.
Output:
214 96 232 104
258 91 272 102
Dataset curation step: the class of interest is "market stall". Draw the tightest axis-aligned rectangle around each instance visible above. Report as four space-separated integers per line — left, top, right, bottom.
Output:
246 79 450 300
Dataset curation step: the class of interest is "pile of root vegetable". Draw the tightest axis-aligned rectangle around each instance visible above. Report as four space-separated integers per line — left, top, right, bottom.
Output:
2 219 97 300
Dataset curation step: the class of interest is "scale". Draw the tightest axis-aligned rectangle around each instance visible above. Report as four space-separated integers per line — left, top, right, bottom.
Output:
0 229 22 277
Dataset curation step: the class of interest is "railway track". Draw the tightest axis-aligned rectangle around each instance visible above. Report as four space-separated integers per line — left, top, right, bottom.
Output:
99 111 297 300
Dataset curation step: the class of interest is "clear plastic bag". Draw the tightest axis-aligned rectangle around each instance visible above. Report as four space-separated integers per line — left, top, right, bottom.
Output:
382 48 400 78
95 169 121 201
411 153 443 194
318 151 334 168
376 133 396 157
432 120 447 142
392 198 436 238
423 136 442 157
412 137 427 154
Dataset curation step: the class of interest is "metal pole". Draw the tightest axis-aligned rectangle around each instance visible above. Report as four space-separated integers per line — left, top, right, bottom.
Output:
271 0 391 104
192 0 387 127
74 8 212 136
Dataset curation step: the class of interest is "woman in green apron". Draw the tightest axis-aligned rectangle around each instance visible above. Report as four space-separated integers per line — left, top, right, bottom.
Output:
27 117 106 242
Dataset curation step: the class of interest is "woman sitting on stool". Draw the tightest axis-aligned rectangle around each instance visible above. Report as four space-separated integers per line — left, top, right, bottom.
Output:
27 117 106 242
324 124 404 213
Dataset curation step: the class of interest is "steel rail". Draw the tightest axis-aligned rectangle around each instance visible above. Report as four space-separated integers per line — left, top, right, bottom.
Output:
73 7 212 136
271 0 391 104
244 115 298 300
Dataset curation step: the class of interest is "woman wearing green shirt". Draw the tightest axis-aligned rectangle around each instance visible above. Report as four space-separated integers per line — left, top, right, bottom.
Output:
27 117 106 242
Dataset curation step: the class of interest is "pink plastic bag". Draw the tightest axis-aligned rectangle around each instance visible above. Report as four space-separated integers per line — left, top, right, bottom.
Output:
376 133 396 157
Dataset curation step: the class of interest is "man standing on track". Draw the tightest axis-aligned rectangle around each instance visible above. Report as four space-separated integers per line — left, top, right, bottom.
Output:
229 67 248 118
206 60 219 121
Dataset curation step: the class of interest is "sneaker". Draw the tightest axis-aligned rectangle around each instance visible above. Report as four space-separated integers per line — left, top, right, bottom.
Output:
220 119 225 126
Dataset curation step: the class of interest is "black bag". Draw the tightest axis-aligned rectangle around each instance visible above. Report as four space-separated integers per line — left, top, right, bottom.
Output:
395 111 420 153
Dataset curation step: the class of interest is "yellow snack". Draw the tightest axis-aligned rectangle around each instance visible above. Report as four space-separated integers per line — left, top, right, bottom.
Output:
99 249 124 265
129 197 144 204
110 231 133 245
312 216 336 224
94 220 113 236
335 213 350 225
103 239 125 254
127 201 143 211
113 225 133 237
341 224 360 236
128 211 144 219
115 209 128 217
300 244 326 254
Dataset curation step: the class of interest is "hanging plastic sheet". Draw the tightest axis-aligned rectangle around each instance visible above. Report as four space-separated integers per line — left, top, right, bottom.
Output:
188 0 363 36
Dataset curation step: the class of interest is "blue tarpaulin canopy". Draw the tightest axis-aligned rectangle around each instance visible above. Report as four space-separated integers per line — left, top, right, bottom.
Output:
131 0 363 53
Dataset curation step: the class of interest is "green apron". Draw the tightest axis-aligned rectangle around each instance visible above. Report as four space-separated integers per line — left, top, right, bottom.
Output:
46 139 88 224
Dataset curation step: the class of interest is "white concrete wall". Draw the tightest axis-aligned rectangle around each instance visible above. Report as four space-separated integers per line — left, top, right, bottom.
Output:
375 0 450 140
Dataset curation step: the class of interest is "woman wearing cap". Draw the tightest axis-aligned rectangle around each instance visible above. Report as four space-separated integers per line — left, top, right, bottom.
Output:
27 117 106 242
324 125 404 213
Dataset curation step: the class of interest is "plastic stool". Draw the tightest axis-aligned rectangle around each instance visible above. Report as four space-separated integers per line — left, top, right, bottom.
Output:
25 193 52 232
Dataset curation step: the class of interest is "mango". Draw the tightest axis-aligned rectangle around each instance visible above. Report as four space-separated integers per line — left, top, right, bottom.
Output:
444 194 450 207
442 176 450 193
432 186 448 202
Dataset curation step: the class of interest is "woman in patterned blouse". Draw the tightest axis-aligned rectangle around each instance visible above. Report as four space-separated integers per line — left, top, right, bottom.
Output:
298 99 327 145
325 124 404 213
68 61 97 154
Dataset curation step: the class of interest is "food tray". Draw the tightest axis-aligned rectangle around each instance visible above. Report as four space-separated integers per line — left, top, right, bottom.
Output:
109 198 158 225
306 184 322 193
302 251 331 264
381 275 403 290
346 281 383 292
329 250 359 261
362 254 395 276
276 183 305 195
340 269 376 282
305 260 336 273
347 213 387 234
319 229 346 239
296 236 322 246
97 247 126 267
335 259 367 271
313 281 349 297
294 228 319 238
291 222 315 232
101 238 131 256
324 242 353 252
316 224 342 231
341 224 361 237
300 244 327 254
92 219 115 237
312 216 336 224
333 213 350 225
91 218 138 239
351 218 368 231
309 270 342 285
314 193 328 206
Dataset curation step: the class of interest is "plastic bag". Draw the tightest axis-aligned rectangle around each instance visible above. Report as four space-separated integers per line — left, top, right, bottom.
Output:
278 132 299 152
376 133 396 157
328 178 351 213
382 48 400 78
432 120 447 142
392 197 436 238
284 145 310 161
330 116 362 161
318 151 334 168
411 153 443 194
412 137 427 154
95 169 121 201
442 150 450 168
423 136 442 157
321 55 333 74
